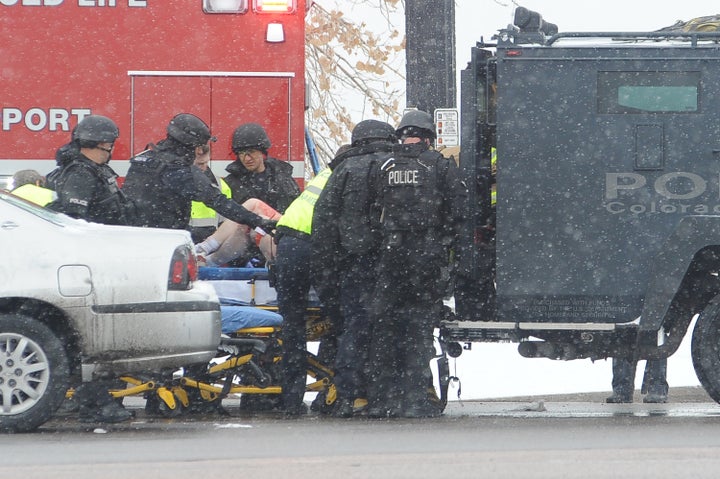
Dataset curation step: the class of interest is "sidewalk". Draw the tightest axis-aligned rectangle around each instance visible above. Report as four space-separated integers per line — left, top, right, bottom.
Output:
473 386 712 403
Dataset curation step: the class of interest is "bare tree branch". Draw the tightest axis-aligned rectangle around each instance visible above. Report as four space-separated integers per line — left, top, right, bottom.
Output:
305 0 405 173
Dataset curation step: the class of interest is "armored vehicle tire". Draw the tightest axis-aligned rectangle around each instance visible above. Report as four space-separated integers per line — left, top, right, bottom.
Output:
0 313 70 433
691 298 720 404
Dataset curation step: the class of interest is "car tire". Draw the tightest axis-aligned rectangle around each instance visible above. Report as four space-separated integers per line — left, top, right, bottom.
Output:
692 297 720 404
0 313 70 433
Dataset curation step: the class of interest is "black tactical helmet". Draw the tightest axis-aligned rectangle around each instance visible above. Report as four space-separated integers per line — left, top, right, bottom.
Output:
231 123 271 154
166 113 215 147
351 119 396 146
396 110 436 140
73 115 119 143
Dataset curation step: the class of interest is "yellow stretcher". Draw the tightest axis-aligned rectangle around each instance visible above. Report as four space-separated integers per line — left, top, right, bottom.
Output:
105 267 338 416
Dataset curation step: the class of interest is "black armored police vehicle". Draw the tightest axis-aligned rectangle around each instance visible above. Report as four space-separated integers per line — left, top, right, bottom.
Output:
445 8 720 402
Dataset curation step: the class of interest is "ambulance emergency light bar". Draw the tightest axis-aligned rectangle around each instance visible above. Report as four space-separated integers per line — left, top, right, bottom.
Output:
203 0 296 13
254 0 297 13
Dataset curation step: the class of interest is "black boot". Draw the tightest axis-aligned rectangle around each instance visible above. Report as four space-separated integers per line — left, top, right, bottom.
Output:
605 393 633 404
79 401 133 423
332 398 354 418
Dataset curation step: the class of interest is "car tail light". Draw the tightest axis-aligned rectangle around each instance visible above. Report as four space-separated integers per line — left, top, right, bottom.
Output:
168 245 198 290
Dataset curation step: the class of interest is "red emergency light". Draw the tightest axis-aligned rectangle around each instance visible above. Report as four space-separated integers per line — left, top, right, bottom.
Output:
254 0 296 14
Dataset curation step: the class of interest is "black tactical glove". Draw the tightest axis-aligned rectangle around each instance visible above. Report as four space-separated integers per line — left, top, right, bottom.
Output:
257 218 277 236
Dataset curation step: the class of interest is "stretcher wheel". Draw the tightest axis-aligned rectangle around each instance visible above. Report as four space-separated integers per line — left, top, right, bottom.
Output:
310 387 337 415
145 392 184 418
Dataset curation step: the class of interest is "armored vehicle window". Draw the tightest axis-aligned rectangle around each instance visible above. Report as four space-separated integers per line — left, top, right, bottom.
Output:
597 71 700 114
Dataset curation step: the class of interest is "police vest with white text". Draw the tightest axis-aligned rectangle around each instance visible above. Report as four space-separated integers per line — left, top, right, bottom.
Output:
378 142 444 233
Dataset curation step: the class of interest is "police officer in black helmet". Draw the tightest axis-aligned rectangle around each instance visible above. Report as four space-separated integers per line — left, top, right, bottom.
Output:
224 122 300 215
366 110 466 418
123 114 275 233
47 114 133 226
47 114 136 423
311 119 397 417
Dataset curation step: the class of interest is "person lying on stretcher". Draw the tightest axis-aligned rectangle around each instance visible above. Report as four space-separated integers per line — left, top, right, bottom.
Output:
196 198 281 267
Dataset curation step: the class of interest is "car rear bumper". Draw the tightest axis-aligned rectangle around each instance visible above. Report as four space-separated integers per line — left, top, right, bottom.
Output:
80 282 222 378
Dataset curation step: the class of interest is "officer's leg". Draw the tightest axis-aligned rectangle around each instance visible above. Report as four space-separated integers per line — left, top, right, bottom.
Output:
366 268 402 418
366 314 400 417
315 311 340 366
606 357 636 403
276 236 313 415
313 262 343 368
332 257 374 416
642 358 669 403
398 297 440 418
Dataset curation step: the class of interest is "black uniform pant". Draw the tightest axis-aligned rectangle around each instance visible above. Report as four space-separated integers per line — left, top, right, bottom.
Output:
276 235 315 409
612 357 668 398
367 244 443 411
333 254 376 400
276 234 341 409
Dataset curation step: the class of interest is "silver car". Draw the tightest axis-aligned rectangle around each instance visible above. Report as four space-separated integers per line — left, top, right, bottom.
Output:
0 191 221 432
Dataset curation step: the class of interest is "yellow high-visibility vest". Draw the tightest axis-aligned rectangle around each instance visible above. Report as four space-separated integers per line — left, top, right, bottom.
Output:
12 184 56 207
190 177 231 228
276 168 332 235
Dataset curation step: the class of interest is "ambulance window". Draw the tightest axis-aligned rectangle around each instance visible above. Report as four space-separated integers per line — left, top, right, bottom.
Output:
597 71 700 114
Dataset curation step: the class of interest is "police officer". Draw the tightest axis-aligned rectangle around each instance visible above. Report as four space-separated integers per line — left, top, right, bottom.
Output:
122 114 275 233
274 145 350 416
366 110 466 418
47 114 134 423
10 169 55 206
47 115 132 226
224 122 300 214
312 120 397 417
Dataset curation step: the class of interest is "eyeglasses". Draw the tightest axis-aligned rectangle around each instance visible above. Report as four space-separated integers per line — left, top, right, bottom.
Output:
97 144 114 154
237 150 260 159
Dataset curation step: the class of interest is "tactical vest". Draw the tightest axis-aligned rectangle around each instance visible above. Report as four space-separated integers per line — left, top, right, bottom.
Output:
123 152 190 229
277 167 331 235
379 147 443 232
49 159 129 225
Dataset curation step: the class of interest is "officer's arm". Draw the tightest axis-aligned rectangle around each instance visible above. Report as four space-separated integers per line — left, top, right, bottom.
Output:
193 169 265 229
53 166 96 220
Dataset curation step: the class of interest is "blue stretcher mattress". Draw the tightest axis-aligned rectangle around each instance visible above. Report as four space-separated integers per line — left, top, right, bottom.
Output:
220 305 282 333
199 267 323 332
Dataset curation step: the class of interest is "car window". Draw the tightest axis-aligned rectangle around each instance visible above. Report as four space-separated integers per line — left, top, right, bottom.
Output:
0 191 74 227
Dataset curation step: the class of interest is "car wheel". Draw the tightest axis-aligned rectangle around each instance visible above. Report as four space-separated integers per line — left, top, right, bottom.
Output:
0 313 70 433
692 297 720 404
